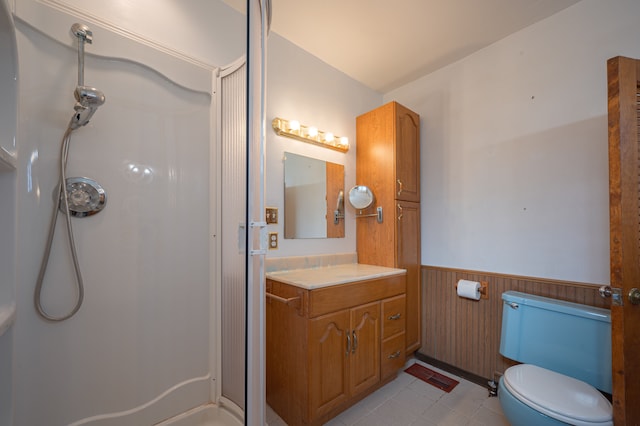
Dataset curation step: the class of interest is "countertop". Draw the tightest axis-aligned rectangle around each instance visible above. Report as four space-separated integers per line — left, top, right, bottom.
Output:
266 263 406 290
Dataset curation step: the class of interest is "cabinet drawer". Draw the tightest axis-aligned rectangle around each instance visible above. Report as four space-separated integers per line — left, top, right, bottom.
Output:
382 295 406 340
309 274 405 318
381 332 406 380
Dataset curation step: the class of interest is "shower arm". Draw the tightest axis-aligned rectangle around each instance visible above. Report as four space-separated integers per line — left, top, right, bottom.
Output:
71 23 92 86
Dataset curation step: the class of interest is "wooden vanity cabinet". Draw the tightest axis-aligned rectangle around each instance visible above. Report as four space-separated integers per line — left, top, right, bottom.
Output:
266 274 406 426
309 302 380 418
356 101 422 354
381 294 406 379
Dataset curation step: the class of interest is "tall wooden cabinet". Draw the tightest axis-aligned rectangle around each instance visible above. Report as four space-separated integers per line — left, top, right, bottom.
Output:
356 101 422 354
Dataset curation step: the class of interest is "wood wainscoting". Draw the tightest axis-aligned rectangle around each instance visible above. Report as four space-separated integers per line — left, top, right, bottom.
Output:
419 265 610 381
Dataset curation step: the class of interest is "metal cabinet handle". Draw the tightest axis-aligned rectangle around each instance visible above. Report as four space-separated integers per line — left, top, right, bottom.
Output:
388 313 401 320
346 331 351 355
397 204 403 221
352 331 358 354
388 350 401 359
397 179 403 196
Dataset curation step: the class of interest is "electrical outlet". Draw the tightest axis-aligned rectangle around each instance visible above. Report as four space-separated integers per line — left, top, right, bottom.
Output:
266 207 278 224
268 232 278 249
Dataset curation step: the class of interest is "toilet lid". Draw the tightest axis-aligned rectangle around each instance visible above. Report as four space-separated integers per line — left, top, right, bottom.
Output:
503 364 612 426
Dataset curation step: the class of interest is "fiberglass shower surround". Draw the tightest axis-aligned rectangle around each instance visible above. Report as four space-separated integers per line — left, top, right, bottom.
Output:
12 4 243 421
34 23 106 321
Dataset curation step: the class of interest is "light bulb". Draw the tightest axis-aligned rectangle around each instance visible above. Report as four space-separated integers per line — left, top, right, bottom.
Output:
339 136 349 147
308 126 318 138
324 132 334 142
288 120 300 132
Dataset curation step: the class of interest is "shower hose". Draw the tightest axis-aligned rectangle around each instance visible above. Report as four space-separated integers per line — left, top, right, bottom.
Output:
34 123 85 321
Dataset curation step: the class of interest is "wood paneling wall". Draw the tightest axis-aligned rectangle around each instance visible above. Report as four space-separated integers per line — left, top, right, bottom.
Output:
419 265 610 381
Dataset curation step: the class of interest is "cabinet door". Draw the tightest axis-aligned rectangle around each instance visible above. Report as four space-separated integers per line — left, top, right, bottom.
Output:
396 201 421 353
349 302 380 397
309 309 350 419
395 104 420 202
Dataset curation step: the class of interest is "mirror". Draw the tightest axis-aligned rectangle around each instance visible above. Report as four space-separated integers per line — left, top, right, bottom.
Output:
348 185 384 223
348 185 375 210
284 152 345 239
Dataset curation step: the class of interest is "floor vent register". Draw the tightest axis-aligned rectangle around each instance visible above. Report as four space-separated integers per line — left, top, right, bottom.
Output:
404 364 459 393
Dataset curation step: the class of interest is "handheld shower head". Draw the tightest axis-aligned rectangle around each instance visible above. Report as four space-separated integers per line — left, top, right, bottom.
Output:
75 85 105 107
70 85 105 129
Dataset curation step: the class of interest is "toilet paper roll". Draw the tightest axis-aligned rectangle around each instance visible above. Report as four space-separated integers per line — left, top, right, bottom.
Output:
457 279 481 300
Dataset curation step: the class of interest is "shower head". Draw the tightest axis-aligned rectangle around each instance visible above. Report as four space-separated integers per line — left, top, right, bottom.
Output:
74 85 105 107
69 85 105 129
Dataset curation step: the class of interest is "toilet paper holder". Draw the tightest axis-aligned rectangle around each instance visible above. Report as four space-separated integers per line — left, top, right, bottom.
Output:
455 280 489 300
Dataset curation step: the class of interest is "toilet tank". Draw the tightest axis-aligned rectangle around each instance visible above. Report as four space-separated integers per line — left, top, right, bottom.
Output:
499 291 611 393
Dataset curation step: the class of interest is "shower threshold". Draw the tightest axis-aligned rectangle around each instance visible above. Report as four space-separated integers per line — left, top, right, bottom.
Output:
155 403 243 426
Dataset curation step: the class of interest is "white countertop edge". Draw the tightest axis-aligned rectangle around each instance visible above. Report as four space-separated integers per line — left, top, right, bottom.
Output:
266 263 406 290
0 302 17 337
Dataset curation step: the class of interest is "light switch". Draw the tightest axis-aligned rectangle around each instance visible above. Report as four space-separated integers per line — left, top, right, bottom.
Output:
266 207 278 224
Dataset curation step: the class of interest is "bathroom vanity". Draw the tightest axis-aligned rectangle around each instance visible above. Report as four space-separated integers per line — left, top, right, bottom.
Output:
266 264 406 426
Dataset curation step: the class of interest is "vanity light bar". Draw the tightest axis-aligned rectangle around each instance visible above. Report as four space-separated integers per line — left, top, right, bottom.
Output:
272 117 349 153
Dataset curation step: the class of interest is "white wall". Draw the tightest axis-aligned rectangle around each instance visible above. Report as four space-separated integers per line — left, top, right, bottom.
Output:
385 0 640 284
265 33 381 258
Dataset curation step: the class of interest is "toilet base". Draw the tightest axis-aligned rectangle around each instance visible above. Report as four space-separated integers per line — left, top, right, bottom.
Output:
498 376 570 426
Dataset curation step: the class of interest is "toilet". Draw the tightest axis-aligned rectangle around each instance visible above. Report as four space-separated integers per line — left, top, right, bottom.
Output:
498 291 613 426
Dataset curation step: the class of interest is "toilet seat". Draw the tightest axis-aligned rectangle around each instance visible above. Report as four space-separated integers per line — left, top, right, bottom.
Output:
503 364 612 426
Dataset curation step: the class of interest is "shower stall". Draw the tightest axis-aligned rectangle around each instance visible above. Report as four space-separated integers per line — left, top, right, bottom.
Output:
1 0 267 424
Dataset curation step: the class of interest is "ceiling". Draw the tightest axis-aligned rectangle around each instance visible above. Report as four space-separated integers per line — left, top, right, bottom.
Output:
224 0 583 93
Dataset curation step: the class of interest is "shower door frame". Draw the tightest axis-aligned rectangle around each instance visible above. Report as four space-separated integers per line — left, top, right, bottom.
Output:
213 55 248 420
245 1 268 424
213 2 269 423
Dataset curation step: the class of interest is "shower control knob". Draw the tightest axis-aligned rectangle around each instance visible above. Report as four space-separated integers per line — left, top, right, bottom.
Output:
60 177 107 217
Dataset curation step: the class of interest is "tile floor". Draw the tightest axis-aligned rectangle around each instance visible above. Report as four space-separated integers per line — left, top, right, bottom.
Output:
266 359 510 426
